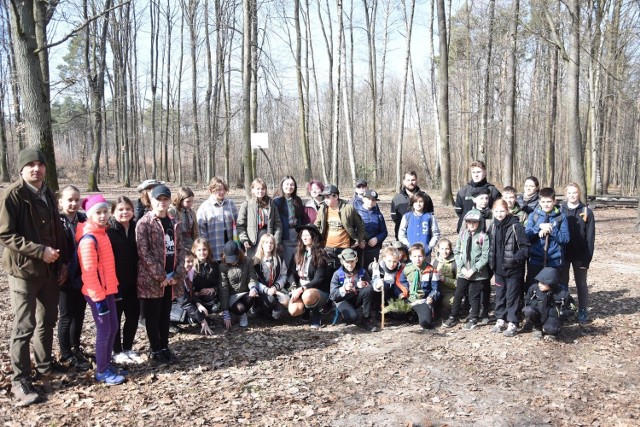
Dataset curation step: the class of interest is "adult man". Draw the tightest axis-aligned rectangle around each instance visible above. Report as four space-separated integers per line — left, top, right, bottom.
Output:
454 160 502 232
0 148 68 406
390 171 433 239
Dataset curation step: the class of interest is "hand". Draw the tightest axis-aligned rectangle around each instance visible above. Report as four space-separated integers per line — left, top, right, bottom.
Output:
368 237 378 247
167 278 177 286
160 279 170 287
344 282 354 292
243 241 251 250
538 283 551 292
224 318 232 330
201 288 213 296
249 288 258 298
427 296 433 305
371 257 379 271
43 247 60 264
465 269 475 279
57 264 68 286
357 279 367 288
359 241 366 249
201 320 214 336
267 287 277 296
291 287 304 302
197 304 208 315
96 300 110 316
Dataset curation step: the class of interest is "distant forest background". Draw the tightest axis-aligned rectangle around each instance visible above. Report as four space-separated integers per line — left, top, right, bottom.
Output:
1 0 639 203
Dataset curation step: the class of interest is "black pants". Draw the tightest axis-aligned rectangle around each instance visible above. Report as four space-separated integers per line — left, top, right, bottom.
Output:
173 294 206 324
450 277 484 320
255 293 286 318
230 293 255 315
480 279 491 318
412 300 435 329
494 274 522 324
335 286 375 322
141 286 173 352
58 286 87 358
113 286 140 353
523 306 561 335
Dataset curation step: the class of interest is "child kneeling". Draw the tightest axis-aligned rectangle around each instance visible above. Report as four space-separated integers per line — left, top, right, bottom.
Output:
523 267 571 340
397 243 440 329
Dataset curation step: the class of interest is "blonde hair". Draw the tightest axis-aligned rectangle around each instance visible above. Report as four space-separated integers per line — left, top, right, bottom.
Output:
255 233 277 260
380 246 400 260
191 238 214 263
565 182 582 199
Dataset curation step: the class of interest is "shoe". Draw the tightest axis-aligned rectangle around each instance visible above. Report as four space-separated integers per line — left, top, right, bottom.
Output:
442 317 458 328
463 319 478 330
95 369 125 385
112 352 131 365
49 359 70 374
544 334 558 342
310 311 322 328
74 350 92 371
491 319 506 333
503 322 518 337
359 317 379 332
169 325 180 334
107 365 129 376
480 317 491 326
125 350 144 365
319 300 333 315
520 321 533 333
150 350 170 365
248 306 258 318
239 313 249 327
162 348 179 364
272 309 283 320
532 328 543 339
60 354 91 372
12 380 42 407
577 308 588 324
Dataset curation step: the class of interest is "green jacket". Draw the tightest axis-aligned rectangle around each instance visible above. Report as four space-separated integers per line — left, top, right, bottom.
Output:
219 258 253 311
0 179 68 280
432 255 457 291
237 198 283 247
454 228 490 281
314 199 365 245
510 203 528 225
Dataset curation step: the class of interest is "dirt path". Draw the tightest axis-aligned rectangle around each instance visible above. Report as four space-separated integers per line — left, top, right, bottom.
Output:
0 188 638 426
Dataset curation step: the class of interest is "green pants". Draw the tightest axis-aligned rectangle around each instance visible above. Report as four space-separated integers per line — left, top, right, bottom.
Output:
9 275 60 382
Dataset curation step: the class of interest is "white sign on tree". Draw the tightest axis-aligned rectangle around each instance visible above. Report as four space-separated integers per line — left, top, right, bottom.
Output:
251 133 269 149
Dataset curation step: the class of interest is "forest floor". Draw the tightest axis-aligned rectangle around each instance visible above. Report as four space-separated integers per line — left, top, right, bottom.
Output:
0 184 639 426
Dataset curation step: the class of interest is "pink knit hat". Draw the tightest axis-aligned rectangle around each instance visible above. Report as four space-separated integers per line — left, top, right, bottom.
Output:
82 194 110 217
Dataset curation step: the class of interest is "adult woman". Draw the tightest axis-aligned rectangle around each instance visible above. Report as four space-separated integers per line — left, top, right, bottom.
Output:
517 176 540 215
136 185 185 365
134 179 164 221
273 175 304 267
237 178 282 259
288 224 332 328
196 177 238 261
302 180 325 225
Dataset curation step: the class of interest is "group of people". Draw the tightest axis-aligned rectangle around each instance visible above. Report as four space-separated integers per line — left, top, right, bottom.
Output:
0 149 595 407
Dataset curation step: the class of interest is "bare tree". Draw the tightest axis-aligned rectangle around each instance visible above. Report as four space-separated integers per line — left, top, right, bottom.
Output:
436 0 453 205
502 0 519 187
242 0 254 192
294 0 311 181
479 0 495 165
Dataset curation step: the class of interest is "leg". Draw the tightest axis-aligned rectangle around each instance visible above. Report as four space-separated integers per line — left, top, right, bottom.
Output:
57 287 74 359
113 298 125 354
335 299 358 323
121 287 140 351
141 298 162 352
69 288 87 352
159 286 173 350
573 262 589 310
493 274 507 322
9 276 40 382
412 301 434 329
85 295 113 374
505 275 523 324
468 280 483 321
479 280 491 319
449 278 470 319
33 278 60 374
356 286 375 319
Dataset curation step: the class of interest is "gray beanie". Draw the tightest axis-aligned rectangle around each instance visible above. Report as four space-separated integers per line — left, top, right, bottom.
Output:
18 148 46 171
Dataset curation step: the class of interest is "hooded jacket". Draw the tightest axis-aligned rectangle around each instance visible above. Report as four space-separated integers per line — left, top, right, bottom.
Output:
525 206 569 267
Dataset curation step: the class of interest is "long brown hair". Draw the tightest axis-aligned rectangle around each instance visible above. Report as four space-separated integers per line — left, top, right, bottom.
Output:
294 229 327 267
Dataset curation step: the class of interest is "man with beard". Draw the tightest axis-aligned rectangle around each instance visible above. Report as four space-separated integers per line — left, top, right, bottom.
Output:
391 171 433 239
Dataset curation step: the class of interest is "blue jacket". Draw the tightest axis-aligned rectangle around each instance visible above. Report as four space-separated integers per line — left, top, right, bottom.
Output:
356 205 387 247
398 212 441 255
525 206 569 267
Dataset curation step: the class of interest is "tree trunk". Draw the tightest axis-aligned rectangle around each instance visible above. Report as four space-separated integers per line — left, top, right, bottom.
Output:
502 0 518 187
242 0 254 192
479 0 495 165
294 0 311 181
339 1 357 185
429 0 441 186
437 0 453 205
363 0 378 184
0 77 9 181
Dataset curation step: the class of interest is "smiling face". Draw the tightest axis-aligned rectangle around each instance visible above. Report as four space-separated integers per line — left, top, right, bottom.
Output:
409 249 424 266
252 183 267 200
21 161 46 188
113 201 134 225
493 204 508 221
341 258 357 272
194 243 209 262
524 179 538 197
151 195 171 217
566 185 580 204
466 220 480 232
412 198 424 213
310 183 323 200
438 242 452 259
503 192 517 208
383 254 399 270
282 179 296 197
59 188 80 216
91 207 111 228
184 255 195 271
261 237 275 256
363 197 376 210
182 196 194 210
300 230 314 247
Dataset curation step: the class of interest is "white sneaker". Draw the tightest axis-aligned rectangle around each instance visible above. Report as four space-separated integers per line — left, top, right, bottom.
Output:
239 313 249 327
491 319 506 333
125 350 144 364
112 352 131 365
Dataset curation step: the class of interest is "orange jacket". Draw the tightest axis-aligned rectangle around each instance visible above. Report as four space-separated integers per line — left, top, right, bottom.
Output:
77 221 119 302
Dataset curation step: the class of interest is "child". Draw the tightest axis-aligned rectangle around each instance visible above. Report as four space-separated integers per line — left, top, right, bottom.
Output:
397 243 440 329
57 185 91 371
502 186 527 224
523 267 572 340
249 233 290 320
370 246 405 305
472 187 493 232
302 180 325 225
443 210 490 330
356 189 388 268
107 196 143 365
219 241 255 328
237 178 283 259
560 183 595 323
398 191 441 260
191 238 222 316
329 248 378 332
172 187 199 253
77 195 125 385
273 176 304 267
518 176 540 214
171 254 214 335
432 238 457 317
487 200 530 337
454 160 501 232
525 187 570 286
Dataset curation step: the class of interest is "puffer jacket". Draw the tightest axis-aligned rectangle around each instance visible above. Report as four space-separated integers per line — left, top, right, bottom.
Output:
525 206 569 267
136 211 185 299
219 258 253 311
106 217 138 291
488 215 530 277
0 179 68 279
77 221 119 302
432 255 457 291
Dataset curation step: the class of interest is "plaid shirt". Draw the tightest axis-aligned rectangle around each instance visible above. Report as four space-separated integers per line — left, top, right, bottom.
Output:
196 196 238 261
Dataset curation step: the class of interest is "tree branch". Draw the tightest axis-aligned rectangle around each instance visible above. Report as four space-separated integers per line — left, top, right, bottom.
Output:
35 0 132 54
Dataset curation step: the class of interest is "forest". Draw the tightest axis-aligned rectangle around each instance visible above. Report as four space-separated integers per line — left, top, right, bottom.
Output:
1 0 639 204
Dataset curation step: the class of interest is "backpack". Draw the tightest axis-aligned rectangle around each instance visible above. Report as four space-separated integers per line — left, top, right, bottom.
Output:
67 234 98 290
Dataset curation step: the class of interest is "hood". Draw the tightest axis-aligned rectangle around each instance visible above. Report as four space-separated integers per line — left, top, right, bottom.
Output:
534 267 560 286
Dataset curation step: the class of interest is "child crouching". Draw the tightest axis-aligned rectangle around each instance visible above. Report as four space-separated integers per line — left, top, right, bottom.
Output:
523 267 571 340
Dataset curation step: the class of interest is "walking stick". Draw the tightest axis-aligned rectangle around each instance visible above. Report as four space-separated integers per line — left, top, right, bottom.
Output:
380 275 385 330
543 233 550 267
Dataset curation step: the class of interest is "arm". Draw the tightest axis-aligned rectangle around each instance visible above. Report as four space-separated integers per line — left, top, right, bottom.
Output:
306 262 329 289
375 211 388 244
398 215 409 247
585 209 595 266
196 205 209 243
236 202 249 245
271 201 283 245
429 216 441 251
0 195 45 259
513 223 531 264
78 237 105 302
454 191 464 218
552 214 570 245
329 270 348 302
472 234 491 274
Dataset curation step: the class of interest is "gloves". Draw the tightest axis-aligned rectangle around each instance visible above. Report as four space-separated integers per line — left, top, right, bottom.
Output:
96 300 110 316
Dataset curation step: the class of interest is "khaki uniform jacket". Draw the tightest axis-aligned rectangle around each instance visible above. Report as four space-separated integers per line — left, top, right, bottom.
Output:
314 199 365 245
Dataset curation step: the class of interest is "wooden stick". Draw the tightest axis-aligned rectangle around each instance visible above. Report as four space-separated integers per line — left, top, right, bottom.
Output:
380 275 385 330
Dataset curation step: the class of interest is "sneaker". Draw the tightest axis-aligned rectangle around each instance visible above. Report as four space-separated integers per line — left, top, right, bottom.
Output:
503 322 518 337
247 306 258 318
150 350 170 365
319 300 333 315
124 350 144 365
491 319 506 333
12 380 42 407
74 350 92 371
532 327 543 339
463 319 478 330
95 369 125 385
480 317 491 326
239 313 249 327
162 348 179 364
359 317 379 332
310 311 322 328
49 359 70 374
442 317 458 328
577 308 588 324
112 352 131 365
107 365 129 376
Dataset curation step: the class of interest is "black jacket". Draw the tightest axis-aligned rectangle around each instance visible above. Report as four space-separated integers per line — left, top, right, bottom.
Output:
488 215 529 277
193 260 221 292
560 202 595 268
107 217 139 289
391 185 433 238
454 179 502 232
